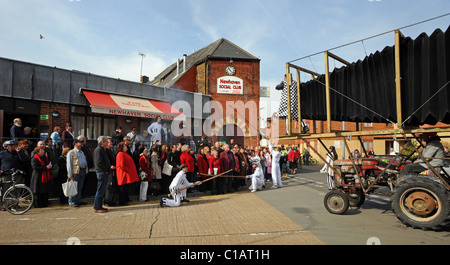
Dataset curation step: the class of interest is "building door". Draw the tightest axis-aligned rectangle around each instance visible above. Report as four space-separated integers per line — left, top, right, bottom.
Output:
1 98 40 141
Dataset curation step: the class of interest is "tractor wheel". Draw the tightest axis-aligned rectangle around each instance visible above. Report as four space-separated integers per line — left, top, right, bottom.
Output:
346 190 365 208
324 190 349 215
391 176 450 231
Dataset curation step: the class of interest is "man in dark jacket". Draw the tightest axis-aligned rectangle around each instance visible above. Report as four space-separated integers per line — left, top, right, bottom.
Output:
219 144 235 194
0 140 25 190
93 136 114 213
10 118 25 140
111 127 124 148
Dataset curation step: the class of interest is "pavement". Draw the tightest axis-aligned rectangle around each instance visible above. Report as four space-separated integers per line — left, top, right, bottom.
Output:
0 173 324 245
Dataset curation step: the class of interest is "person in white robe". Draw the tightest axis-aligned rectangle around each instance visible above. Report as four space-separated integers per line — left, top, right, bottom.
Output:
320 146 338 190
246 162 265 192
268 141 282 188
160 164 201 207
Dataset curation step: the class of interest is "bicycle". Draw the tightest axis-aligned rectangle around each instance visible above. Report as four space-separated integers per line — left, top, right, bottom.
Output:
304 156 318 165
0 169 34 215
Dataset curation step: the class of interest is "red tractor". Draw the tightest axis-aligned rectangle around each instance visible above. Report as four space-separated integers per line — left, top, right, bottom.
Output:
324 153 450 231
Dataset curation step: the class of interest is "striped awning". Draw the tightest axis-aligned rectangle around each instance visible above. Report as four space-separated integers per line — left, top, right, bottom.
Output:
82 90 183 120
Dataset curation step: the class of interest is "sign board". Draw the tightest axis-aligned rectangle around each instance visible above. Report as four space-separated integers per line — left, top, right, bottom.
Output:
40 133 49 141
40 115 49 120
260 86 270 97
217 76 243 94
91 106 178 120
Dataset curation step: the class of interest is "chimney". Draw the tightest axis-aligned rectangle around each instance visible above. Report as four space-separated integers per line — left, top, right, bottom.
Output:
183 54 187 72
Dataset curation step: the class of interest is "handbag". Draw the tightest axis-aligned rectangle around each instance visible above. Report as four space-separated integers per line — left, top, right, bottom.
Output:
62 179 78 197
162 160 173 176
149 181 161 192
139 170 149 181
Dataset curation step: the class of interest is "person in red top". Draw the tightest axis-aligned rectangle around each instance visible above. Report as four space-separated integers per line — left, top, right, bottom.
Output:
196 147 209 192
179 144 195 182
204 146 214 174
219 144 235 194
115 142 139 205
197 147 209 178
209 149 222 195
294 146 301 172
138 149 152 201
288 147 297 174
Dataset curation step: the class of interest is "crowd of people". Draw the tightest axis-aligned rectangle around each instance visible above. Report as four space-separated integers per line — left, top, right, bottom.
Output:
0 117 313 212
3 118 449 211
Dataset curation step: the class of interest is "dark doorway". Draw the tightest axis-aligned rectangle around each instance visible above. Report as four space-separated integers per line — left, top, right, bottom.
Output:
1 98 40 140
217 124 245 147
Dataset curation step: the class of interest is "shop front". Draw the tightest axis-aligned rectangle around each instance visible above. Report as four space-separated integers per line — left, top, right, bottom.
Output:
0 57 210 148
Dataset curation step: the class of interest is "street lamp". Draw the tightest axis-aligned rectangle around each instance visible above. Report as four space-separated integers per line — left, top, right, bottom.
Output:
138 52 146 81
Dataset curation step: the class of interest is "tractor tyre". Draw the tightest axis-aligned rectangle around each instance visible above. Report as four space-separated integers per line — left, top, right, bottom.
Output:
324 190 349 215
346 190 365 208
391 176 450 231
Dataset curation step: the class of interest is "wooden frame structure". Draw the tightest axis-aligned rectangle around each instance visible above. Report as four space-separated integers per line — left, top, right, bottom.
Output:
282 29 450 139
280 29 450 190
284 29 408 137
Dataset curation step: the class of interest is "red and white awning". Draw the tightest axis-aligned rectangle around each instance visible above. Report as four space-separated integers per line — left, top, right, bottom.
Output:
82 90 183 120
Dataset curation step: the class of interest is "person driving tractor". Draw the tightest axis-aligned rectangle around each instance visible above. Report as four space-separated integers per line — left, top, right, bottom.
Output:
400 132 446 175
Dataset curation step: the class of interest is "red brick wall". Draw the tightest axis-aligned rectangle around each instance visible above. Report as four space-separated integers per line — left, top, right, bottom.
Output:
172 67 197 93
39 102 69 135
208 60 260 147
173 59 261 147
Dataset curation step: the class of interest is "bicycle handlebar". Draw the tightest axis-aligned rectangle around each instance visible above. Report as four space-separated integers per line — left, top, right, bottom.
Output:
0 168 24 177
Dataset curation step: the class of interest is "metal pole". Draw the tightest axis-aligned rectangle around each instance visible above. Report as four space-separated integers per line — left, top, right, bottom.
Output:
139 52 146 81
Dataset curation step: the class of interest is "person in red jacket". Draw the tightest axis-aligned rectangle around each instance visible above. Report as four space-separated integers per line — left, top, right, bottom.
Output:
196 147 209 192
288 147 297 174
209 149 222 195
197 147 209 178
219 144 235 194
115 142 139 205
293 146 301 172
179 144 195 183
138 149 152 201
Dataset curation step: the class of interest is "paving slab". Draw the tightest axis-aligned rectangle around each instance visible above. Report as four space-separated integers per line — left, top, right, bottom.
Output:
0 191 324 245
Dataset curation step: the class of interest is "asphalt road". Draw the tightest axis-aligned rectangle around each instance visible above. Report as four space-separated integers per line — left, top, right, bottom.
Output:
256 164 450 245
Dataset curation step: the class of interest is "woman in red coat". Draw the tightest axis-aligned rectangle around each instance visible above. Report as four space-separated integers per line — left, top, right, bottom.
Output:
179 144 195 182
116 142 139 205
209 149 222 195
196 147 209 192
197 147 209 179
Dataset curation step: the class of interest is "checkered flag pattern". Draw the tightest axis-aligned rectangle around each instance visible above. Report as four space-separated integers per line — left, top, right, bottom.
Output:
277 80 299 120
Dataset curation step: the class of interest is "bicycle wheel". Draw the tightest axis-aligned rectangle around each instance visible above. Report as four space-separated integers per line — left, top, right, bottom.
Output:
3 185 34 215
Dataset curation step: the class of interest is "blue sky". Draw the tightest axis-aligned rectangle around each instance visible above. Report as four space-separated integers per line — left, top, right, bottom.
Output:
0 0 449 117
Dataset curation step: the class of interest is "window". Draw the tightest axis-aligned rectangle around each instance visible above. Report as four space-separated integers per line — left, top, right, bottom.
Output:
103 118 116 138
87 116 101 140
363 141 373 151
70 106 117 141
72 115 86 138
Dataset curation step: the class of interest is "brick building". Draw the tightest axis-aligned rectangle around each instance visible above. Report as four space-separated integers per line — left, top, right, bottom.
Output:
267 116 450 161
150 38 261 147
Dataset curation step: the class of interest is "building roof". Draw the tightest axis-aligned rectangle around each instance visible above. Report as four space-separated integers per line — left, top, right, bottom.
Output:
150 38 260 88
